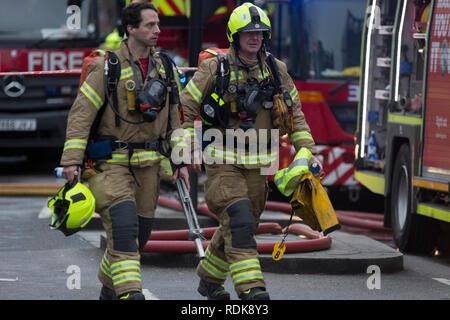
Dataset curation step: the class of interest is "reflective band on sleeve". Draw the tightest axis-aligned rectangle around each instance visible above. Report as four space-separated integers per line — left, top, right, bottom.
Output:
120 67 133 80
289 131 314 143
63 139 87 151
186 80 202 104
80 82 103 110
290 87 299 100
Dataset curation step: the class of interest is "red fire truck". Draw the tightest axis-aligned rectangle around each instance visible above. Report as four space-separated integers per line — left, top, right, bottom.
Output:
0 0 117 154
354 0 449 253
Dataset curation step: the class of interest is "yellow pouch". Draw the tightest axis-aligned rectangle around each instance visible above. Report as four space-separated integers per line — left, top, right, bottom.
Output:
290 172 340 235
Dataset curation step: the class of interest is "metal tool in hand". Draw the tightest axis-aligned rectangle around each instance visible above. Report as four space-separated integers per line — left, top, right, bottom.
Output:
175 178 206 259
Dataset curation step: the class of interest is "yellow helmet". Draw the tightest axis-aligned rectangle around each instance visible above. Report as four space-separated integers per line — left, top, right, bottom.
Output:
226 2 271 43
48 181 95 236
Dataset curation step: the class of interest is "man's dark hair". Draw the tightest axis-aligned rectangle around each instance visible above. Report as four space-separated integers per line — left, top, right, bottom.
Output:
122 3 158 37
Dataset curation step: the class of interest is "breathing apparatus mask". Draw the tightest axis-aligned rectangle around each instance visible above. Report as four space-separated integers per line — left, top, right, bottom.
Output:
236 77 276 130
127 50 170 123
137 78 167 122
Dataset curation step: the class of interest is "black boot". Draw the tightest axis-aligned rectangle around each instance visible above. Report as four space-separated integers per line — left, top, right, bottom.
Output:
239 287 270 300
99 285 117 300
118 291 145 300
197 279 230 300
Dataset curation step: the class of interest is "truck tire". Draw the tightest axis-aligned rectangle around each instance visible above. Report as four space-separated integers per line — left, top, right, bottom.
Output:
390 144 437 253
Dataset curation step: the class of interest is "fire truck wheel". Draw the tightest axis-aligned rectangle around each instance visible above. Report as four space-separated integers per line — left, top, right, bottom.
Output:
390 144 437 253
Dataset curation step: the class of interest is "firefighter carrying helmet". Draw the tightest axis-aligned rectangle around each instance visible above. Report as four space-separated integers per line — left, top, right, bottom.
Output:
226 2 271 43
48 181 95 236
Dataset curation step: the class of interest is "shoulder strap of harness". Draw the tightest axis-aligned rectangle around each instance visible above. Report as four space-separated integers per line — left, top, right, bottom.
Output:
88 51 121 141
215 52 230 97
157 51 179 105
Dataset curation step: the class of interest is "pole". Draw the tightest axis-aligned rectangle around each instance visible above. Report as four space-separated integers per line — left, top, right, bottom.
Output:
188 0 203 67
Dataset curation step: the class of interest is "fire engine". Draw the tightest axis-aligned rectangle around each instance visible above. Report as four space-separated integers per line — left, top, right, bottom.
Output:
354 0 449 253
0 0 118 152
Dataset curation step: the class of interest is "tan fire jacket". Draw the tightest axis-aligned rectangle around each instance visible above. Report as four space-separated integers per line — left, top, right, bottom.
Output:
180 46 316 168
60 40 183 168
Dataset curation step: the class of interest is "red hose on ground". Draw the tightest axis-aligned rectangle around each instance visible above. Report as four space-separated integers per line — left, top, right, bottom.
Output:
335 210 384 221
157 196 390 235
143 237 331 254
150 222 282 241
142 222 331 254
335 213 390 231
148 195 333 254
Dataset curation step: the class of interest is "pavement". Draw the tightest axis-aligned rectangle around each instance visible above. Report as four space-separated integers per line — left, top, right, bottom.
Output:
81 199 403 275
0 176 403 283
0 190 403 301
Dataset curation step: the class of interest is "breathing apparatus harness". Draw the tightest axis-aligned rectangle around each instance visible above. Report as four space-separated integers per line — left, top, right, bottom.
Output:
85 48 180 185
264 52 294 135
200 46 289 133
233 48 278 131
199 52 231 129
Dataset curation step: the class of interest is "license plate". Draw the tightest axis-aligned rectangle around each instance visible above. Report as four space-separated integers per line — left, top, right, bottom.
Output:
0 119 37 131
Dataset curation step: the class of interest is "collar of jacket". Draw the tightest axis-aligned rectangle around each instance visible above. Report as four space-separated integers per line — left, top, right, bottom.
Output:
227 45 267 71
118 39 157 64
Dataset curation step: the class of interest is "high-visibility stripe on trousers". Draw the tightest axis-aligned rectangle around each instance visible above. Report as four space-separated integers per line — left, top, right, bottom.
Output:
230 259 264 286
199 247 230 281
110 260 141 287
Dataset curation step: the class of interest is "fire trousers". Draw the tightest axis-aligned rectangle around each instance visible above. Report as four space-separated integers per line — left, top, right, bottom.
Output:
196 163 269 295
87 162 159 296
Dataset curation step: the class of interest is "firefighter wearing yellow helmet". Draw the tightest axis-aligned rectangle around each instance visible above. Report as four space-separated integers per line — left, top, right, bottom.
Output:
180 2 322 300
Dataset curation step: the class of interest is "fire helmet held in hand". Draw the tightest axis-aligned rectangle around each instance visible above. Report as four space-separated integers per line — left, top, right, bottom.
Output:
48 181 95 236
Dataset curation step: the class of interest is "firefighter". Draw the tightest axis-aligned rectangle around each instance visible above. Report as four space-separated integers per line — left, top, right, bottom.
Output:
60 2 189 300
180 2 322 300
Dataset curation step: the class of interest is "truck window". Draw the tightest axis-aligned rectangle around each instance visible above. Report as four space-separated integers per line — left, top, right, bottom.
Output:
0 0 97 41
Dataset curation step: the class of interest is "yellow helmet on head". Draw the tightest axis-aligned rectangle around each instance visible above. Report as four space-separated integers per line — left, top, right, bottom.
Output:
226 2 271 44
